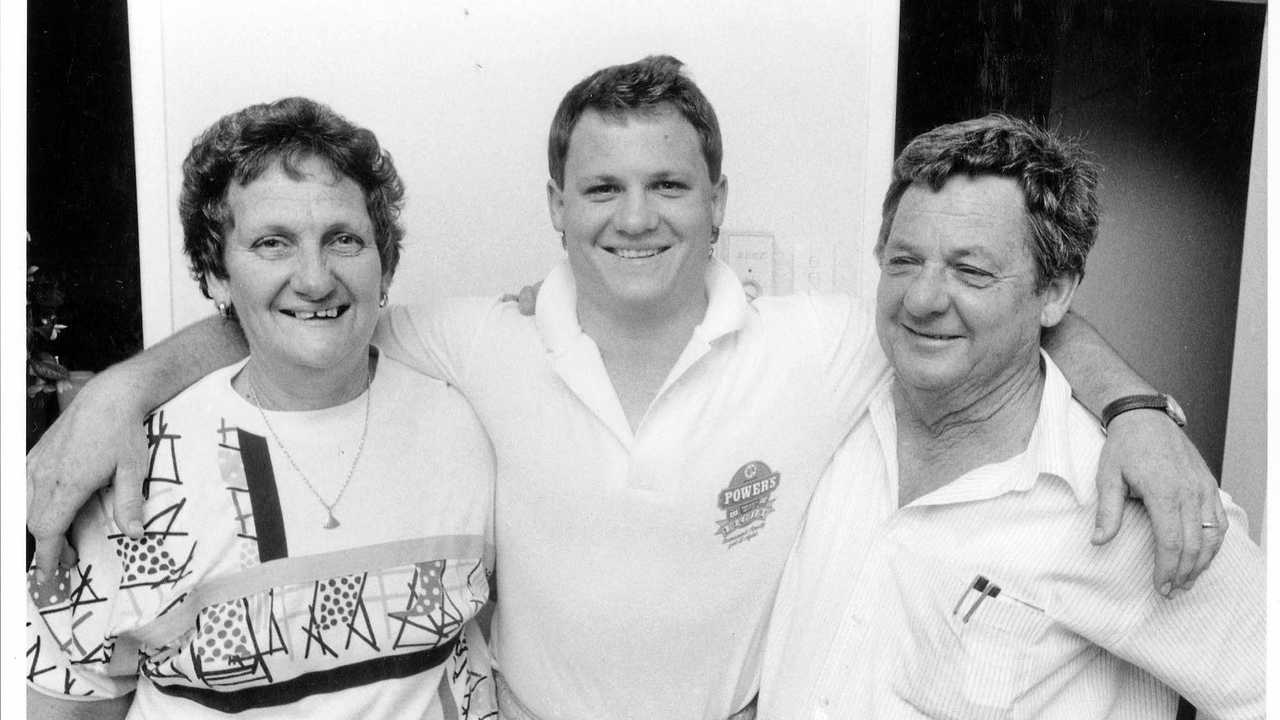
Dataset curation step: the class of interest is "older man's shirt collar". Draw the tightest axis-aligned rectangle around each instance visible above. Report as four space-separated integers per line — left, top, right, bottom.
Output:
905 351 1100 508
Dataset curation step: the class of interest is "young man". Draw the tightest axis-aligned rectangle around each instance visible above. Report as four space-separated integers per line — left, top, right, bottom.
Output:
29 57 1222 719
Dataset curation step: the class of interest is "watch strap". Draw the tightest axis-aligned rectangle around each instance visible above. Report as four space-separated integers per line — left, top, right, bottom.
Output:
1101 394 1186 428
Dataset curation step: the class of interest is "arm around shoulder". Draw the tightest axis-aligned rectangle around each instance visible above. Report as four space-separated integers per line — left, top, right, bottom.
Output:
27 314 247 573
373 298 510 386
1044 311 1224 595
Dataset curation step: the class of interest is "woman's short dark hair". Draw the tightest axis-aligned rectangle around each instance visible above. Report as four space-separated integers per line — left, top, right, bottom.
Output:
180 97 405 298
875 114 1101 291
547 55 723 187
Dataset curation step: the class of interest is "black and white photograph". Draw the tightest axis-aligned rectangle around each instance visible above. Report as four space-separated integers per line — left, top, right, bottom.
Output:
8 1 1268 718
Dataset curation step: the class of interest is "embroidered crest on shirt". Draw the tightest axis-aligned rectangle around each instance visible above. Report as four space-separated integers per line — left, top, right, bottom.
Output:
715 461 781 547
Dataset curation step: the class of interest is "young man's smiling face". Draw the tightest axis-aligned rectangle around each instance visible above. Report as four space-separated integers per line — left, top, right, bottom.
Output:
548 104 727 319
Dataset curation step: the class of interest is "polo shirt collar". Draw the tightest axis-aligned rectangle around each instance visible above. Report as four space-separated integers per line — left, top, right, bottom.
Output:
534 257 751 355
906 351 1096 507
532 258 751 446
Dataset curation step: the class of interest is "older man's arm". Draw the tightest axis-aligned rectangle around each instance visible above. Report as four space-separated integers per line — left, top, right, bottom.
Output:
26 315 246 576
1043 311 1223 597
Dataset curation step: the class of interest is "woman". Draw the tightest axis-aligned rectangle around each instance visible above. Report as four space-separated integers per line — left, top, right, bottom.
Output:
26 97 497 719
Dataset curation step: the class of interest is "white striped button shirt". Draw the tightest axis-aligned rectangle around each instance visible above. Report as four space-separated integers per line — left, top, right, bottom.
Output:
759 355 1265 719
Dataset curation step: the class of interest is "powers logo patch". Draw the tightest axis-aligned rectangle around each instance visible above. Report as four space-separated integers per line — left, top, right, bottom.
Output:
715 461 781 548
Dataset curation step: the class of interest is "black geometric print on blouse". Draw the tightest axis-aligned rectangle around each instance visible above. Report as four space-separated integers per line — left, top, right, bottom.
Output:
302 572 378 659
389 560 466 650
152 639 460 712
27 620 99 697
186 596 279 689
449 631 498 720
464 558 490 616
145 409 183 498
237 429 289 562
114 500 196 591
216 416 239 451
213 420 258 545
26 560 117 696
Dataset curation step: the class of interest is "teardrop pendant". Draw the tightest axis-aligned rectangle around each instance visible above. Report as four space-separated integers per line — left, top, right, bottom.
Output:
323 510 341 529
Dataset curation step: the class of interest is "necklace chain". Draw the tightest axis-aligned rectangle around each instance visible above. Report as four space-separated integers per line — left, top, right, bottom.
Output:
246 370 372 529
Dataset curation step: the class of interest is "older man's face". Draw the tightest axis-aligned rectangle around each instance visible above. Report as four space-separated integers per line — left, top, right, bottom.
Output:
875 175 1051 398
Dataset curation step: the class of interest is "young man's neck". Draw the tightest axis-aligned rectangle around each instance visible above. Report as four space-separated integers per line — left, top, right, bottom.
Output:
575 288 709 431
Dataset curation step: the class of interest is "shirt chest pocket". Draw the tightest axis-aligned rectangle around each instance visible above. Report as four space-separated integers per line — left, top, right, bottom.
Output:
890 569 1051 720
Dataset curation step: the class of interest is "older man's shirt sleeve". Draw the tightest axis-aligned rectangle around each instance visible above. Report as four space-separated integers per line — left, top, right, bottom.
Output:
1058 497 1265 718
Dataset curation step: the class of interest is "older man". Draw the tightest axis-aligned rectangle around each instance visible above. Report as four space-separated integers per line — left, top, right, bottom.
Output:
29 60 1224 719
759 116 1263 719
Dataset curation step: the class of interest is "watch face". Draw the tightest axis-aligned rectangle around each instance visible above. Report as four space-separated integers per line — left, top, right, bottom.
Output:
1163 394 1188 426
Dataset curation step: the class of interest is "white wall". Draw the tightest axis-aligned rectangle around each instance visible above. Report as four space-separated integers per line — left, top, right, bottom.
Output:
1221 33 1267 544
130 0 899 340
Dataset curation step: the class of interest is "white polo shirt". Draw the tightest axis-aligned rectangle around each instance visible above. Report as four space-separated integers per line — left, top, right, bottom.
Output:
376 259 888 720
760 355 1265 720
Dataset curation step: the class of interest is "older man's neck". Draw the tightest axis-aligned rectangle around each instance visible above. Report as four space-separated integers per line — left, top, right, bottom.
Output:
894 363 1044 507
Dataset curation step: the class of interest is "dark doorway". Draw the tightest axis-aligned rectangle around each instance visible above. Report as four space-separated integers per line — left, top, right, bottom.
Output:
27 1 143 447
896 0 1264 482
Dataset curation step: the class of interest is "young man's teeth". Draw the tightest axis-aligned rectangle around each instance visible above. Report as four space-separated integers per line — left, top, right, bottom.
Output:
612 248 662 259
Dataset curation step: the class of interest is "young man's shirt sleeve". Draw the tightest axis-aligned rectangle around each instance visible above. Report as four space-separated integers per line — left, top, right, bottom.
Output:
374 297 506 389
754 291 890 429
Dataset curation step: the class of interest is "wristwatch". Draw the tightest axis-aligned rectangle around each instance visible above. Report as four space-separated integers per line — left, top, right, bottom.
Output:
1101 394 1187 429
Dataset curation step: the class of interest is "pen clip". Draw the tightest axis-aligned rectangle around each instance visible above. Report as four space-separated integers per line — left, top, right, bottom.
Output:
952 574 989 616
962 583 1001 623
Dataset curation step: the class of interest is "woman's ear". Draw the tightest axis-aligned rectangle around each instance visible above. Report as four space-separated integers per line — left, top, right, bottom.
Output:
207 273 231 311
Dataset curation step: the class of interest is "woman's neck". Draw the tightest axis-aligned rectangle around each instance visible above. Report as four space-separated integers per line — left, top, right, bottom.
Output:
894 358 1044 506
235 349 375 411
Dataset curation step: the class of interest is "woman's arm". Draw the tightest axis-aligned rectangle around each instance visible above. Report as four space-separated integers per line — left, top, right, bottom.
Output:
27 690 132 720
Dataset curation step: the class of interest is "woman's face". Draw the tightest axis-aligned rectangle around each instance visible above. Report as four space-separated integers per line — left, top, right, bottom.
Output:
207 155 386 381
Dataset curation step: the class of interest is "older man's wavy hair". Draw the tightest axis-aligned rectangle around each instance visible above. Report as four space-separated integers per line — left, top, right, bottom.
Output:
180 96 405 299
875 114 1101 291
547 55 723 187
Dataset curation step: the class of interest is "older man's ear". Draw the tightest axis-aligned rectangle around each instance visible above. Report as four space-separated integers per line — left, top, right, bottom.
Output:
1040 273 1082 328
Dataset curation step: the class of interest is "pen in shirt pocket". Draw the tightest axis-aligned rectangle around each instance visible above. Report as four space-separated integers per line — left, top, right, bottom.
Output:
953 574 1044 623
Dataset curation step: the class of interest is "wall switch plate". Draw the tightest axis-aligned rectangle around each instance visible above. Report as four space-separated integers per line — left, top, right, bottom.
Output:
722 231 776 299
793 238 834 293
